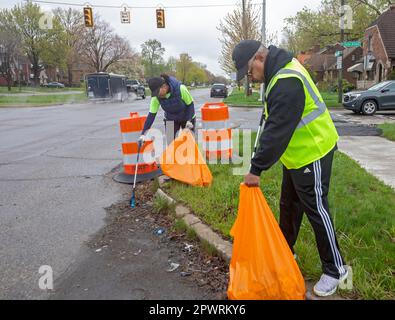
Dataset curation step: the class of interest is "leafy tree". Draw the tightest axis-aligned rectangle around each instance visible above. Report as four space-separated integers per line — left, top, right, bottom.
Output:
10 2 54 85
140 39 165 78
283 0 391 53
176 53 193 84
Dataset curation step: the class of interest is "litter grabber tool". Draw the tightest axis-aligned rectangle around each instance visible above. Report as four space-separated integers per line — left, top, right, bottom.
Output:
252 84 266 163
130 139 143 208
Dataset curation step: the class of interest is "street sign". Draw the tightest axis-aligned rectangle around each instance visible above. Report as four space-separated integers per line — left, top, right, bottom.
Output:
337 56 343 70
120 8 131 24
342 41 361 48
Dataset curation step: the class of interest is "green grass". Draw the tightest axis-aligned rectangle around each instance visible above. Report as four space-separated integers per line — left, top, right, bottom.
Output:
153 194 176 215
164 133 395 300
322 91 342 108
0 93 87 107
378 123 395 142
224 88 342 108
0 86 84 94
224 88 262 107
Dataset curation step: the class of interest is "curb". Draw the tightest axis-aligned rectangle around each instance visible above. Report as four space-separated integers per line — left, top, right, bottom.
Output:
156 175 232 263
154 175 348 301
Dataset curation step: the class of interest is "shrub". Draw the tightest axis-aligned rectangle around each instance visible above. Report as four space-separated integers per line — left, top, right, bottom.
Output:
388 69 395 80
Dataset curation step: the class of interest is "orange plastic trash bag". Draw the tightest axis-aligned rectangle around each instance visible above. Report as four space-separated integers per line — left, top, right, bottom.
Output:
227 184 306 300
159 130 213 187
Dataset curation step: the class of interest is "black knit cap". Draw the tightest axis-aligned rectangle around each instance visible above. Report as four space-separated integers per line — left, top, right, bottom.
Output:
148 77 166 97
232 40 262 81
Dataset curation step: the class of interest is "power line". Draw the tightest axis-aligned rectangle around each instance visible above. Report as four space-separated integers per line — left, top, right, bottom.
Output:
27 0 264 9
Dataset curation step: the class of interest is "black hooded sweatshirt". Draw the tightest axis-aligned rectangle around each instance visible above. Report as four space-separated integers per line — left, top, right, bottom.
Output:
250 46 306 176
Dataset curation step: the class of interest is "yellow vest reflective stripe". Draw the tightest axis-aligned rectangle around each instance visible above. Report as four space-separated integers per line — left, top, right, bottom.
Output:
264 59 339 169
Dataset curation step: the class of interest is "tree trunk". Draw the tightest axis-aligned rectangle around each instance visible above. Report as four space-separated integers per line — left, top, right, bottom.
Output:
67 64 73 87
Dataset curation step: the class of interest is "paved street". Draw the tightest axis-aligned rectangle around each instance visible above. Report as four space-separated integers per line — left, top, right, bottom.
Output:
1 89 394 299
0 88 222 299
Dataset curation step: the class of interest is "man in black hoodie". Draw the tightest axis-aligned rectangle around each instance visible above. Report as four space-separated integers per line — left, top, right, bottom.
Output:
232 41 348 297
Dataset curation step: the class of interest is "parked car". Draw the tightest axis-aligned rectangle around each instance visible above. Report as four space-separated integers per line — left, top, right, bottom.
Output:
343 80 395 115
126 79 146 99
210 83 228 98
45 82 65 88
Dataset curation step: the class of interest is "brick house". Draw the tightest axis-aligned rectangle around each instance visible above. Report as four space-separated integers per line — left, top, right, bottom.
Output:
348 5 395 89
301 45 338 82
296 45 321 65
325 46 363 87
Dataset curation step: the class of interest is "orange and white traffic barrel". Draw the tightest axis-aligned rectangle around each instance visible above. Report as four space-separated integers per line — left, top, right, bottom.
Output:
201 103 232 161
114 112 161 184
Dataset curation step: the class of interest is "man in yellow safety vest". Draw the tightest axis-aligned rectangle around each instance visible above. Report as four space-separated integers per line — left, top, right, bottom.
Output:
232 40 348 297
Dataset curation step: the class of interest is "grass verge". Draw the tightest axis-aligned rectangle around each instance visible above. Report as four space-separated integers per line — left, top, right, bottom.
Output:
224 88 342 108
378 123 395 142
164 133 395 299
0 86 84 94
224 88 262 107
0 93 87 107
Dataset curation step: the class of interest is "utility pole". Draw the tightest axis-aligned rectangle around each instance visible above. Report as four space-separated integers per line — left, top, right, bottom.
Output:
242 0 247 39
261 0 266 46
242 0 250 96
338 0 345 103
260 0 266 102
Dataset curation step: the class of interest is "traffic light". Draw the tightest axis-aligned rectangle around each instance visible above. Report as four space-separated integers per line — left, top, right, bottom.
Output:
83 7 93 27
156 9 165 28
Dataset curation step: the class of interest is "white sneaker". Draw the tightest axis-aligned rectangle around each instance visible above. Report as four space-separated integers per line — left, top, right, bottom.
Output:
313 269 349 297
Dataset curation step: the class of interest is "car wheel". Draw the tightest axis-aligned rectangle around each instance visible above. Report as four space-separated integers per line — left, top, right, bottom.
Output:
361 100 377 116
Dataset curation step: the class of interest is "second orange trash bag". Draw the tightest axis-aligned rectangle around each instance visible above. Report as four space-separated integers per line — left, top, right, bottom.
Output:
228 184 306 300
159 130 213 187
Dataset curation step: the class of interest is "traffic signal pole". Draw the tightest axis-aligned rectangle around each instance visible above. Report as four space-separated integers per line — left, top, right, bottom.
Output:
260 0 266 102
338 0 345 103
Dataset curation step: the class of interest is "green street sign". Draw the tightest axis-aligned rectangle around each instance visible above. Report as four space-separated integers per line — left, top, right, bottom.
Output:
342 41 362 48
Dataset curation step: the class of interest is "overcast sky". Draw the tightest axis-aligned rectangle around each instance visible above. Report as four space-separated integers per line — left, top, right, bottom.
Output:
2 0 322 76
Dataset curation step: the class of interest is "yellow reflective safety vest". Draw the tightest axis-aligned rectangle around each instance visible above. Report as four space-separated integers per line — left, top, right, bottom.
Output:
265 58 339 170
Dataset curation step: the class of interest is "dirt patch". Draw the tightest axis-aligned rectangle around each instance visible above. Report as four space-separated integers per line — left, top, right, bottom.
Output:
86 181 229 299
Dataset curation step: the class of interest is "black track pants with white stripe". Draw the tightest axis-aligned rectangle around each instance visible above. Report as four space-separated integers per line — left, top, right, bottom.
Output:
279 147 346 279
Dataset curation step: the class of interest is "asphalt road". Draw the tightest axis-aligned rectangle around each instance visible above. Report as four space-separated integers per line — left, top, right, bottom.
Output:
0 88 227 299
1 88 392 299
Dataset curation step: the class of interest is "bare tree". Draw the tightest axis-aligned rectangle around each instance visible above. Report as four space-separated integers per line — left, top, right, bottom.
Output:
0 9 22 90
81 15 132 72
217 0 262 74
140 39 165 78
0 31 21 91
53 8 84 86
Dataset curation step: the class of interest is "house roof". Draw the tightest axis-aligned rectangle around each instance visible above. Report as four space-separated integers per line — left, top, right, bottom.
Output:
327 47 361 70
369 5 395 58
305 54 337 72
296 53 312 65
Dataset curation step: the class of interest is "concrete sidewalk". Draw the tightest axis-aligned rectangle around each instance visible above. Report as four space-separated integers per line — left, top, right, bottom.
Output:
338 136 395 189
